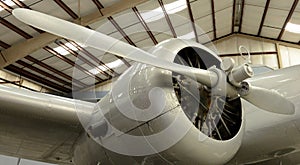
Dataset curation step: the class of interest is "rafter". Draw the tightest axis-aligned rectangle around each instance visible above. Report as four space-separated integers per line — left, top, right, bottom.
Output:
0 1 13 12
231 0 236 33
212 32 300 50
10 0 44 33
0 0 148 68
211 0 217 39
92 0 104 13
53 0 79 19
11 0 30 9
67 40 117 76
132 7 158 45
0 17 32 39
55 40 111 78
0 40 10 49
158 0 177 38
0 77 37 91
186 0 199 42
108 16 136 46
0 40 87 89
205 32 233 45
0 19 90 89
16 60 78 89
43 46 104 82
91 0 132 67
257 0 270 36
25 55 87 88
238 0 245 33
219 51 277 57
5 65 71 93
277 0 299 40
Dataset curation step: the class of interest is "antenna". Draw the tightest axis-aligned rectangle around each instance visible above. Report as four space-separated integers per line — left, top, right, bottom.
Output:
238 45 251 64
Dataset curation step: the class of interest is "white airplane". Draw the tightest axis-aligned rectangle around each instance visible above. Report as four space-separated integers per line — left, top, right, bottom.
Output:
0 8 299 165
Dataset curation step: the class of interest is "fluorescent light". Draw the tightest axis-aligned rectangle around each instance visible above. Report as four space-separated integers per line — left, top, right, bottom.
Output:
89 59 124 75
53 42 85 55
54 46 69 55
165 0 187 13
285 22 300 34
65 42 78 51
0 0 25 11
141 0 187 23
179 31 195 40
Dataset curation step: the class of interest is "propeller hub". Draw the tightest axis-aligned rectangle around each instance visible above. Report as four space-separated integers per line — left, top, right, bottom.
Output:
228 63 253 87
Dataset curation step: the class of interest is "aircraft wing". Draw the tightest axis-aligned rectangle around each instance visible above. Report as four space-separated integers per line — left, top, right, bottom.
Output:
0 85 95 164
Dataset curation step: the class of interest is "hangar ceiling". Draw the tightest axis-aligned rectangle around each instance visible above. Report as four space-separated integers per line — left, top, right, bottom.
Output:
0 0 299 94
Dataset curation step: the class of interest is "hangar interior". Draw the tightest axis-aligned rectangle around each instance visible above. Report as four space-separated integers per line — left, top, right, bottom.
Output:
1 0 300 97
1 0 300 164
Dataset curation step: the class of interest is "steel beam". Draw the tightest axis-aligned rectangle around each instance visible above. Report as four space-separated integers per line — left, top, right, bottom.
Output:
238 0 245 33
55 40 111 78
25 55 87 88
0 1 13 12
132 7 158 45
0 33 57 68
0 0 148 68
186 0 199 43
219 51 277 57
211 0 216 39
231 0 236 33
11 0 30 9
257 0 270 36
0 17 32 39
43 46 104 82
91 0 132 67
16 60 77 89
54 0 78 19
68 40 117 76
5 65 71 93
158 0 177 38
277 0 299 40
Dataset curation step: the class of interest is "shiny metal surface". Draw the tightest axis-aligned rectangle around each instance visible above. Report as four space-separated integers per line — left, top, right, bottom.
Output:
1 39 300 165
0 85 94 164
73 39 244 165
227 65 300 164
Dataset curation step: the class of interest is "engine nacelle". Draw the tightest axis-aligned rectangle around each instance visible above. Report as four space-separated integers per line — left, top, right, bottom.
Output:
81 39 245 165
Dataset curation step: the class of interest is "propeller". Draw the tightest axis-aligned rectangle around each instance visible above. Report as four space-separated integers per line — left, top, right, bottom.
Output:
12 8 216 88
239 82 295 115
12 9 295 115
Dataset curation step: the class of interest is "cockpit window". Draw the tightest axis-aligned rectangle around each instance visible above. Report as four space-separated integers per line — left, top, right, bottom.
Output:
251 65 273 75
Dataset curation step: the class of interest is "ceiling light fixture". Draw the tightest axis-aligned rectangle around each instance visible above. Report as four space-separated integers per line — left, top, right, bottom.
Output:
53 42 85 56
0 0 25 11
141 0 187 23
285 22 300 34
179 31 195 40
89 59 124 75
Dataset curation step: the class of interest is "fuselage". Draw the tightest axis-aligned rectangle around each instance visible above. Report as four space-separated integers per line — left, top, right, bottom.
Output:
228 65 300 164
0 39 299 165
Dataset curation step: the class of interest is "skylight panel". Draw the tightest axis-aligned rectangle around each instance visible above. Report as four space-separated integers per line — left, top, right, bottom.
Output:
89 59 124 75
285 22 300 34
53 42 85 56
0 0 26 11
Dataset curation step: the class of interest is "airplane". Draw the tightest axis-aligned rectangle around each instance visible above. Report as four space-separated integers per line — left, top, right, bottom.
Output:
0 8 299 164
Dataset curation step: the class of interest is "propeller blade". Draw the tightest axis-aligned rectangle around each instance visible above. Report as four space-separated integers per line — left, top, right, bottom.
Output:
14 9 294 115
12 8 217 87
240 84 295 115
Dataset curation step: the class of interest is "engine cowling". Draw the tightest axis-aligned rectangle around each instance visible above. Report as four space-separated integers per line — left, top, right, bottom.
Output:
148 39 244 164
82 39 244 165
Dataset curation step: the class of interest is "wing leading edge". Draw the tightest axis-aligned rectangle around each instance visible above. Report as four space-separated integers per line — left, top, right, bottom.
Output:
0 85 94 164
